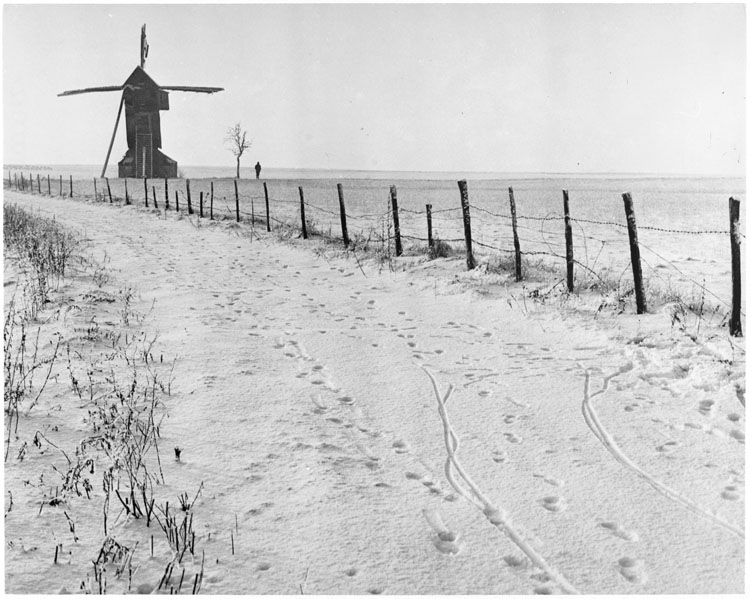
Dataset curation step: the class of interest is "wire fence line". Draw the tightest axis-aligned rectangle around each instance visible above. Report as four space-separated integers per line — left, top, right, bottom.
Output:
5 171 744 329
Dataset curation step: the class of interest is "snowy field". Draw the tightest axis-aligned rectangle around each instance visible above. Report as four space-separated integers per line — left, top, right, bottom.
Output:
3 190 745 594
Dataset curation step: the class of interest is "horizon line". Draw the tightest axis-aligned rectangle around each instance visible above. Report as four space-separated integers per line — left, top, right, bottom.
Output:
2 163 744 179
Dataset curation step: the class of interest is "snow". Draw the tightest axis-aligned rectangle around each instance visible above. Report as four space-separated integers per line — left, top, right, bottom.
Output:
3 190 744 594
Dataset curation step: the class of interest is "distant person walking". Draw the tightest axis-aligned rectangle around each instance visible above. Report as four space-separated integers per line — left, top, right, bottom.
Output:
255 162 262 179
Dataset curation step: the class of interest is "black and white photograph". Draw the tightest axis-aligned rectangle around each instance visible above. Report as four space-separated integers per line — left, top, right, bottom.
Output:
2 2 745 595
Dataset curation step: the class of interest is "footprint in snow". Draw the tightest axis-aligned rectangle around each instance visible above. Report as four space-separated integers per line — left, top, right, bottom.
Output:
423 508 462 555
533 473 563 487
492 450 508 464
617 557 648 584
698 399 715 416
540 496 567 513
721 485 740 501
392 439 410 454
504 432 522 444
599 521 639 541
656 440 678 453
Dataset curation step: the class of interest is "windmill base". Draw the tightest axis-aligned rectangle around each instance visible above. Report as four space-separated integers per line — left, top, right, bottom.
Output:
118 148 178 179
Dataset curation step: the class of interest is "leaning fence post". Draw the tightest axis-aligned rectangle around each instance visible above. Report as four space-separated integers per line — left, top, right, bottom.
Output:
106 178 112 203
390 185 403 256
263 182 271 231
457 179 476 270
210 181 214 220
125 179 130 204
199 191 204 218
563 189 574 292
508 187 522 281
69 175 73 198
47 175 51 196
622 192 646 314
234 180 241 223
143 177 149 206
186 179 193 214
152 186 158 209
337 183 350 247
426 204 434 249
298 186 308 239
729 197 742 337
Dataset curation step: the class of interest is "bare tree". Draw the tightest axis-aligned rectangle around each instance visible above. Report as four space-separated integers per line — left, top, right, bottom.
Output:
225 123 252 178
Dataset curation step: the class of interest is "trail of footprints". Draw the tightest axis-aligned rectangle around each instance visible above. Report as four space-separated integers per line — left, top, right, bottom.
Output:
274 310 657 591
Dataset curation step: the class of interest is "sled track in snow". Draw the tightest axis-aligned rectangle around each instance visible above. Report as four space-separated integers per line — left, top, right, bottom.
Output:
422 367 580 595
582 366 744 540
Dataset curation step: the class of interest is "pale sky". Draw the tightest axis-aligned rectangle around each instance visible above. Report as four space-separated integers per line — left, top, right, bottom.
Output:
2 3 746 175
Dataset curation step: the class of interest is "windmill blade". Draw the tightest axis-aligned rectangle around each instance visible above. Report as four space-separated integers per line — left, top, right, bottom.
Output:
58 85 125 97
101 92 126 178
159 85 224 94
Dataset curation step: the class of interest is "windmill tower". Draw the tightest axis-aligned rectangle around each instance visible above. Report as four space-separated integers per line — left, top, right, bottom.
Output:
59 25 223 178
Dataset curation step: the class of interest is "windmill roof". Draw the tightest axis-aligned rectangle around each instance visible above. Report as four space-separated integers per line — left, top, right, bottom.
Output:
123 66 161 90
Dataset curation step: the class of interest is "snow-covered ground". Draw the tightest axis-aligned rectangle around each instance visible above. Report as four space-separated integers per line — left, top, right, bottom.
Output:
3 190 744 594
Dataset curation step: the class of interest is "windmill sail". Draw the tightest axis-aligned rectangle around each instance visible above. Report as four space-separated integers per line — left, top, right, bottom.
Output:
58 85 125 97
159 86 224 94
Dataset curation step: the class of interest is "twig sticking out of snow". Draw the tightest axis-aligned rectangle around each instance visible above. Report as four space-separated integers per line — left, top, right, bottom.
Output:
421 366 580 595
582 367 744 539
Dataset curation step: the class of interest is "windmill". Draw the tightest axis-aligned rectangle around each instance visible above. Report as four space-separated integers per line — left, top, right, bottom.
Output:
58 25 223 179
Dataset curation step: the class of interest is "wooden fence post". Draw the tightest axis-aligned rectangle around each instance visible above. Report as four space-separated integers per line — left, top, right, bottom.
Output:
37 175 41 194
263 182 271 231
165 179 170 210
298 186 308 239
69 175 73 198
234 180 241 223
508 187 522 281
143 177 149 206
729 197 742 337
426 204 433 250
563 189 574 292
199 191 204 218
106 178 112 203
47 175 51 196
337 183 350 247
59 175 63 196
210 182 214 220
186 179 193 214
125 179 130 204
93 178 98 200
251 199 255 224
152 186 158 209
175 190 179 212
457 179 476 270
622 192 646 314
390 185 403 256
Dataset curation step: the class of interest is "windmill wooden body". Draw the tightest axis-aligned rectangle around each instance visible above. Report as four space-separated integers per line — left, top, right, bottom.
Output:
59 25 223 179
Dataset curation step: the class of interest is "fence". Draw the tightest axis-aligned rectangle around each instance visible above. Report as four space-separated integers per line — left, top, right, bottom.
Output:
5 170 744 337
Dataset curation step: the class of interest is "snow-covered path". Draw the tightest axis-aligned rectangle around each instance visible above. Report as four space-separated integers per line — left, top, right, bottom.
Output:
4 192 744 594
